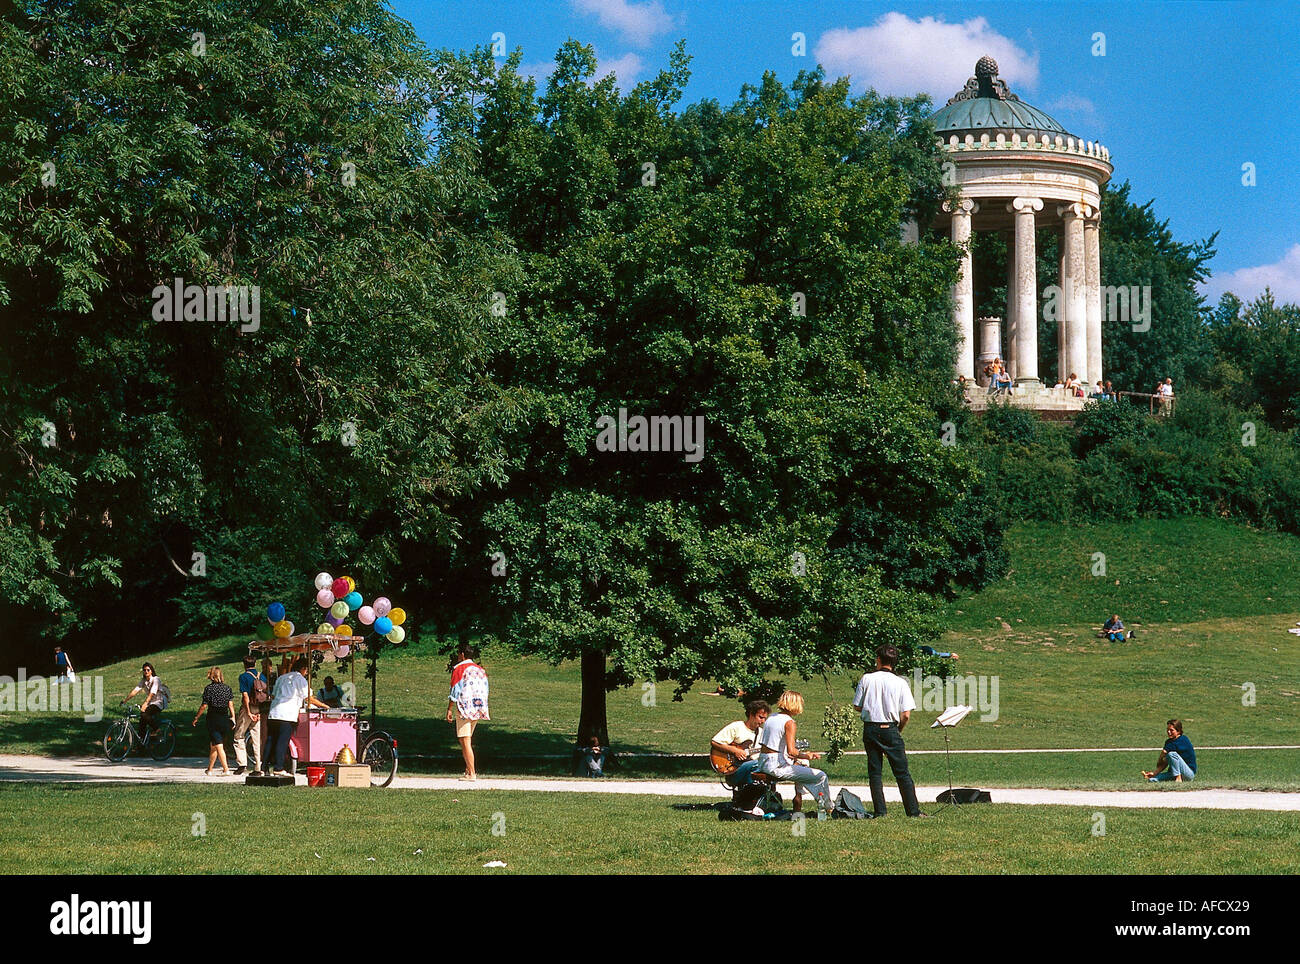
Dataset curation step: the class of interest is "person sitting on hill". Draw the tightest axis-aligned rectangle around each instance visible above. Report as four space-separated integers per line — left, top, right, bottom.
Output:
1098 614 1134 641
1064 372 1082 397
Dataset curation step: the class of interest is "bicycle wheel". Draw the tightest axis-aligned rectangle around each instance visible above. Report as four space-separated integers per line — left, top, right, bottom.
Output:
361 734 397 788
104 720 133 762
149 720 177 760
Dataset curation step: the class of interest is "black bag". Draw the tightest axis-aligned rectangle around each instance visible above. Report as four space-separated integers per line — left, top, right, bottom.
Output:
832 787 873 819
718 806 766 821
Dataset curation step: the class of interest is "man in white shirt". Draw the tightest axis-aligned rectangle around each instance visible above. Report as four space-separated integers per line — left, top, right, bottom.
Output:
710 700 769 788
268 656 330 776
852 645 925 817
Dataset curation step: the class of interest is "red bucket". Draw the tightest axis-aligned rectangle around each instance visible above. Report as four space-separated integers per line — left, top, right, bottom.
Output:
305 766 326 787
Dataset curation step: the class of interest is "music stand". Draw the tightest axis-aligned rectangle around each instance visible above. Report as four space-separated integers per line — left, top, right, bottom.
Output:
928 704 973 815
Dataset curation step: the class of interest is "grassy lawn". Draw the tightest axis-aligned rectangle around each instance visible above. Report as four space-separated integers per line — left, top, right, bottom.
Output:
1 783 1296 875
3 518 1298 790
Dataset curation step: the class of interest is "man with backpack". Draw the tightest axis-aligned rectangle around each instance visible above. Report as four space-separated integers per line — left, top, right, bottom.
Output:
233 655 268 775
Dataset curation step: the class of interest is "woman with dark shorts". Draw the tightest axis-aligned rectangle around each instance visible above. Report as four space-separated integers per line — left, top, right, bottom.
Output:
193 666 235 775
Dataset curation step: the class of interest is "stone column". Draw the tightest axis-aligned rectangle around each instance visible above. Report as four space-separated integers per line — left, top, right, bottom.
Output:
947 199 978 380
1009 197 1043 387
1059 203 1089 389
1004 229 1018 381
1084 211 1102 386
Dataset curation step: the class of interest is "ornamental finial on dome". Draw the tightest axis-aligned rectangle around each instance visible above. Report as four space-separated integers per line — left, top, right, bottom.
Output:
946 55 1021 105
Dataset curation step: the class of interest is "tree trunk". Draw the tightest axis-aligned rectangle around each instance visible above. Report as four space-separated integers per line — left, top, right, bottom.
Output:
574 647 610 771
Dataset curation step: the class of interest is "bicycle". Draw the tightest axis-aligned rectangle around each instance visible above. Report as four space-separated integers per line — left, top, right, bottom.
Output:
358 712 398 788
104 702 177 762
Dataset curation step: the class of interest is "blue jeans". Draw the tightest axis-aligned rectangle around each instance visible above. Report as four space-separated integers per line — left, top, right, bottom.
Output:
726 759 760 788
1151 751 1195 781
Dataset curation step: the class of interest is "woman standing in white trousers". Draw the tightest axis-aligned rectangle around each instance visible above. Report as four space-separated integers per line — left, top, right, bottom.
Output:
756 691 833 813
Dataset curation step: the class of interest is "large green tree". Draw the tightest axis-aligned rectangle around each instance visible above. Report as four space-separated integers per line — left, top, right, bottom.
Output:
445 43 1004 748
0 0 516 669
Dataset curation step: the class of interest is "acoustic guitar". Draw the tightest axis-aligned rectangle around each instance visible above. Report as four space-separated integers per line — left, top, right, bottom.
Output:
710 738 810 776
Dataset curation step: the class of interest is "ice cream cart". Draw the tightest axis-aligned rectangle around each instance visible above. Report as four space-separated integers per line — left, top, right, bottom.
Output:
247 633 399 786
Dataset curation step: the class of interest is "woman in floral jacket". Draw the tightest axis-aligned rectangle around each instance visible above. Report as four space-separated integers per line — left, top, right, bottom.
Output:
446 643 490 781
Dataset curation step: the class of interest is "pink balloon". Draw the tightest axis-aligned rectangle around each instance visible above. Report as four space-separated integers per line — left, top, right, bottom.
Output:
316 589 334 609
373 597 392 618
357 606 376 626
336 644 350 658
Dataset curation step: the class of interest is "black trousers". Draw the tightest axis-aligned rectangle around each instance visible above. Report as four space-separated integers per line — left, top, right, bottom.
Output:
863 721 921 816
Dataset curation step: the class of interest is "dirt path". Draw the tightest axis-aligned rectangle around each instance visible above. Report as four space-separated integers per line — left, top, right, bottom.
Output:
2 754 1297 811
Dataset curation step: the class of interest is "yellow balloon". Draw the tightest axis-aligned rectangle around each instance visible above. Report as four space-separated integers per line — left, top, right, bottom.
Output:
273 620 291 638
337 624 353 638
389 608 406 627
343 576 355 593
316 623 335 635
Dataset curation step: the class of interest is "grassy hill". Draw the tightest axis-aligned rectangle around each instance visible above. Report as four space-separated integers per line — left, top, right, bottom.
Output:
4 517 1299 789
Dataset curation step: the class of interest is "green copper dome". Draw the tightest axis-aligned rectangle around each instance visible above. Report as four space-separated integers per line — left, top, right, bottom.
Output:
931 56 1072 138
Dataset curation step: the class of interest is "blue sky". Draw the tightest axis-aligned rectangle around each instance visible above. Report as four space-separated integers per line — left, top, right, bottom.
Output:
393 0 1300 305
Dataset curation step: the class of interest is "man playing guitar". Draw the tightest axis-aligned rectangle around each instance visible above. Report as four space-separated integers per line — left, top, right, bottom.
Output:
710 700 770 786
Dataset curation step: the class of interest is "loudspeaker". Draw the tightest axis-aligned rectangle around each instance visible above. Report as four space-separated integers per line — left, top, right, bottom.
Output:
935 787 991 804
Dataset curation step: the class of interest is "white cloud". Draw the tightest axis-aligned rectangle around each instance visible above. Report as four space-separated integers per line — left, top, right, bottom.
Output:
1201 244 1300 305
815 13 1038 99
571 0 674 48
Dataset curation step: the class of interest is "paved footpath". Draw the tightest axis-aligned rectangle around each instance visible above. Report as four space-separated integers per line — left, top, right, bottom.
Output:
2 754 1297 812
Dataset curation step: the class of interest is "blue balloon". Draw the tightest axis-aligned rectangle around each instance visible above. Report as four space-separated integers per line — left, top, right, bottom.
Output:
373 616 393 636
344 591 363 610
267 602 286 623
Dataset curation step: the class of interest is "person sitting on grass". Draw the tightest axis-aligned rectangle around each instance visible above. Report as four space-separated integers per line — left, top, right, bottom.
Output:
1098 614 1134 641
920 645 958 660
1143 719 1196 783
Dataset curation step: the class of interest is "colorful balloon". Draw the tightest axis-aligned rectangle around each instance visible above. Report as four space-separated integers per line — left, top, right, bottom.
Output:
386 626 405 644
328 614 344 627
343 576 356 593
373 597 392 618
314 572 333 591
336 644 350 658
255 621 275 641
336 624 353 638
316 623 335 635
357 606 376 625
344 591 362 610
373 616 393 635
388 607 406 627
331 577 349 598
273 619 291 638
267 602 286 623
316 589 335 609
330 600 350 619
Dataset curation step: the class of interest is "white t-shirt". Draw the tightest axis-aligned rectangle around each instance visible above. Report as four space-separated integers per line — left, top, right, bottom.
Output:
269 672 309 723
757 713 798 769
853 670 916 723
139 676 165 708
1159 382 1173 397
